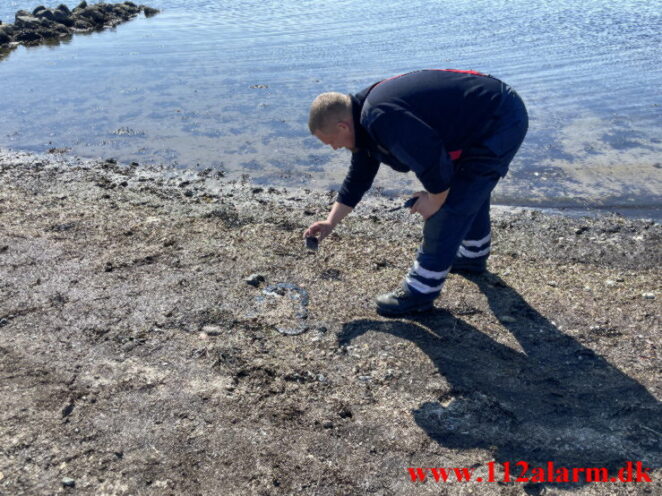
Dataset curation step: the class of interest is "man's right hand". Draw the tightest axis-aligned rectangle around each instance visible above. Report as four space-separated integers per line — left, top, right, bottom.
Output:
303 201 353 244
303 221 334 242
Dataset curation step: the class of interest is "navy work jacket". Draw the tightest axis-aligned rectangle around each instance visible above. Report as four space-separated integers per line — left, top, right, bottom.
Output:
337 69 510 207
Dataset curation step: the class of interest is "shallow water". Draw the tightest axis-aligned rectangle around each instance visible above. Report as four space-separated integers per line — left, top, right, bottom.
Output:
1 0 660 215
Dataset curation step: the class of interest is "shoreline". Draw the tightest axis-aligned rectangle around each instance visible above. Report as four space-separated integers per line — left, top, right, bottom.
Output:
2 147 661 223
1 148 660 494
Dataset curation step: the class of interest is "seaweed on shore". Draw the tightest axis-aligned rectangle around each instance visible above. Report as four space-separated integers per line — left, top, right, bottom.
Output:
0 149 660 495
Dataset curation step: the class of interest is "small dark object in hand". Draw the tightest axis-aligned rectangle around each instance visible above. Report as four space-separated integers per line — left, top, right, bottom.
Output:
305 236 319 251
403 196 418 208
388 196 418 212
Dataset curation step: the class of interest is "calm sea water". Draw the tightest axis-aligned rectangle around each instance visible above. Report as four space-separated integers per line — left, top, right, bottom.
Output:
1 0 660 216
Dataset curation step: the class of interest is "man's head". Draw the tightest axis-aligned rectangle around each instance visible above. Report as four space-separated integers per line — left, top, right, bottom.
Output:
308 92 356 152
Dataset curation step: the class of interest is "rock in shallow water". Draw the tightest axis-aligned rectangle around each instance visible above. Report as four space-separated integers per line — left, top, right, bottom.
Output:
15 30 41 43
144 6 159 17
1 2 159 50
14 15 41 29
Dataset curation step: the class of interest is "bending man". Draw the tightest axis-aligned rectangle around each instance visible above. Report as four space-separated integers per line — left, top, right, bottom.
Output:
304 69 528 316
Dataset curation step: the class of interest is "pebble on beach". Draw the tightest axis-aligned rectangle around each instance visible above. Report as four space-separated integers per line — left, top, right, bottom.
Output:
245 273 266 287
61 477 75 488
201 325 222 336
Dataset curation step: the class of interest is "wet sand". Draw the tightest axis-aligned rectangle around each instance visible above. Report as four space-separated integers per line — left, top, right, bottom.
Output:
0 148 660 495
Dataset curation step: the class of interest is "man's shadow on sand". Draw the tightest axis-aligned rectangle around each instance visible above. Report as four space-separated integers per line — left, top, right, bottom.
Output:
338 273 661 493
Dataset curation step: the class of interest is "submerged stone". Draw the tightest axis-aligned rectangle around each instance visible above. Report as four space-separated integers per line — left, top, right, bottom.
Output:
143 7 159 17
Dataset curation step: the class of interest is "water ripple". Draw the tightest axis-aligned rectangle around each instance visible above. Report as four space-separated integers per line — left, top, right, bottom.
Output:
0 0 660 211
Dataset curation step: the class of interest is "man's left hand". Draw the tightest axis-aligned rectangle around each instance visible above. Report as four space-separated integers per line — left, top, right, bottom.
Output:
410 189 449 219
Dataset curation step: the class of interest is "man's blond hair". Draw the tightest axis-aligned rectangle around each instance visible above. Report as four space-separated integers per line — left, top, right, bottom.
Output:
308 92 352 134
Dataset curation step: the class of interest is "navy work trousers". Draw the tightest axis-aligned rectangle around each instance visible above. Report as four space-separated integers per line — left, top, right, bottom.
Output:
405 86 529 297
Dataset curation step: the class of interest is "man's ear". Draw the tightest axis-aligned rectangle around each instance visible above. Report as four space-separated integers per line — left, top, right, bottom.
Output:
336 121 350 133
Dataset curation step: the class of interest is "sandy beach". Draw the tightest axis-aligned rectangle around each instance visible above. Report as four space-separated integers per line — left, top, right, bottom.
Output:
0 148 660 495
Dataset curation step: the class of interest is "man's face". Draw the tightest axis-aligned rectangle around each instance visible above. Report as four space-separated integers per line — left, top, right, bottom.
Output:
314 122 356 152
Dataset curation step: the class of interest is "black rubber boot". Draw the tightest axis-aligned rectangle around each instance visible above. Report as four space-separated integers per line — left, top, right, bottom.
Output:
375 285 436 316
450 256 487 275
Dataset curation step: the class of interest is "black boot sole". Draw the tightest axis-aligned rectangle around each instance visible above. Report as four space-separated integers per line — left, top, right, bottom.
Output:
375 301 435 317
450 266 486 275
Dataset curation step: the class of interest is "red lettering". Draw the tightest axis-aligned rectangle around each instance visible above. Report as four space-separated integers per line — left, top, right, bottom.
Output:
516 461 529 482
585 468 608 482
429 468 452 482
635 462 652 483
407 468 427 482
487 461 496 482
503 461 511 482
405 461 652 484
554 467 570 483
530 467 545 483
452 468 474 481
618 462 633 482
572 467 585 483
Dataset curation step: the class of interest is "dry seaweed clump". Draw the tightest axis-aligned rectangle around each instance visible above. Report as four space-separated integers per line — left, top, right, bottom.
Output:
0 2 159 55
